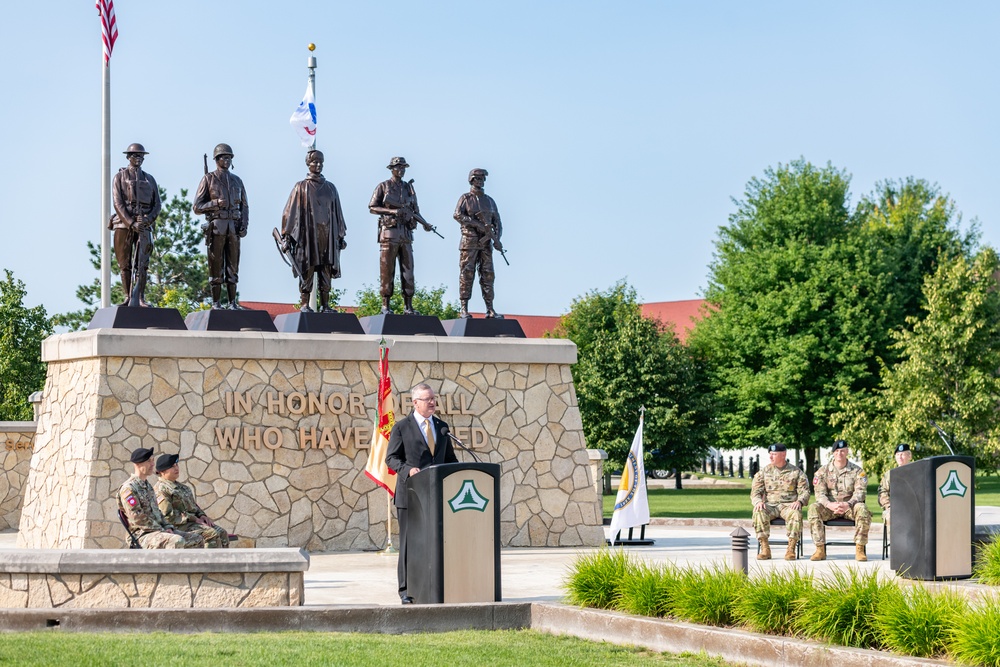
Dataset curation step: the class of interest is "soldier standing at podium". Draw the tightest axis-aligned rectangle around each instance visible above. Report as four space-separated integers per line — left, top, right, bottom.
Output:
385 383 458 604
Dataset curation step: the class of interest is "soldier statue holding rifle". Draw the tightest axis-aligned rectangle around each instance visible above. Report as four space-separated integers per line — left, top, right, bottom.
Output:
453 168 507 319
111 143 161 307
368 157 443 315
194 143 249 310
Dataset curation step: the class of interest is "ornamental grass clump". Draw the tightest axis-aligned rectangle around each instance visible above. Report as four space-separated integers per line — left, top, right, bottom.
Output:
564 548 632 609
795 567 896 649
670 563 747 627
874 585 966 658
614 561 678 618
734 569 813 635
973 536 1000 585
948 596 1000 667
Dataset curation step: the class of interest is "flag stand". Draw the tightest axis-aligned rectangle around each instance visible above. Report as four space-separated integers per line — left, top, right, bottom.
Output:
380 492 398 555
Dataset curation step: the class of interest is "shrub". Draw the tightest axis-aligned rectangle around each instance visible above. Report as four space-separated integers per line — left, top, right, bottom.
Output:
874 585 967 658
948 596 1000 667
735 569 813 635
615 561 678 617
974 537 1000 585
795 568 896 649
670 563 747 626
564 549 632 609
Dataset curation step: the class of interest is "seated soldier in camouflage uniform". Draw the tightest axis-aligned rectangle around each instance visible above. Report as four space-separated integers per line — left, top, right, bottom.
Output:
751 443 810 560
117 447 205 549
877 443 912 529
807 439 872 562
154 453 230 548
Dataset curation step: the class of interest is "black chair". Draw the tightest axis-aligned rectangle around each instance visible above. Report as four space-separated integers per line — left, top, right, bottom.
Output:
756 517 803 558
118 509 141 549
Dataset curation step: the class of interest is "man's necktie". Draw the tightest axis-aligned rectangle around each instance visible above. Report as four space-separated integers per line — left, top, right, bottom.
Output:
424 418 436 456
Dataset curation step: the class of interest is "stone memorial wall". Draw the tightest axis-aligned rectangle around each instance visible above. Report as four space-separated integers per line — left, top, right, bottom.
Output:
17 329 605 551
0 423 34 531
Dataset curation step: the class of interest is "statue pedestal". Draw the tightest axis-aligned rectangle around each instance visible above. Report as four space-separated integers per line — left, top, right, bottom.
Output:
88 306 186 331
274 311 364 334
359 313 446 336
442 318 526 338
185 309 278 332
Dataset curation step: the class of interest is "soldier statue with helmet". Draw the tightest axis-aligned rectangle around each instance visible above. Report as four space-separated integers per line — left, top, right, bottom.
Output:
368 157 441 315
111 143 162 307
194 143 250 309
453 168 506 319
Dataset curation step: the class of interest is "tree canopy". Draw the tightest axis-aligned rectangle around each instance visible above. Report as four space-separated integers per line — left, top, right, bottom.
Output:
551 281 713 470
0 270 52 420
689 160 970 475
837 248 1000 473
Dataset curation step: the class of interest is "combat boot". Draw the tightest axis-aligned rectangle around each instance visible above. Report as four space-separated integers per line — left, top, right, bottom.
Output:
459 300 471 319
381 296 392 315
855 544 867 562
484 300 504 319
211 285 222 310
403 296 419 316
299 293 313 313
319 291 335 313
785 538 798 561
757 537 771 560
810 545 826 561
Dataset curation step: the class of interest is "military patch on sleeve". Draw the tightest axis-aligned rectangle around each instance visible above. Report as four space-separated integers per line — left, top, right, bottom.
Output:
126 494 137 507
157 495 165 504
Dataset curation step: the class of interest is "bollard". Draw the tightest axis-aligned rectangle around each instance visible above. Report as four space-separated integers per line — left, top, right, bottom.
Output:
702 459 707 474
728 455 735 477
730 526 750 575
738 455 744 478
710 457 716 475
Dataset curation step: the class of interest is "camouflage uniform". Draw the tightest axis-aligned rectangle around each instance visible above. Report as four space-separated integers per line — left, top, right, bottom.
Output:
155 478 229 548
751 463 810 540
877 468 892 527
807 460 871 546
117 475 205 549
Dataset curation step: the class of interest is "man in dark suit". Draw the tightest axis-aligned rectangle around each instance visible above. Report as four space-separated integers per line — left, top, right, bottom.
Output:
385 382 458 603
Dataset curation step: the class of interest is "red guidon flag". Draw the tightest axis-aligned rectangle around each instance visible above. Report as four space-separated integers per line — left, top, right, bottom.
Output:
364 343 397 496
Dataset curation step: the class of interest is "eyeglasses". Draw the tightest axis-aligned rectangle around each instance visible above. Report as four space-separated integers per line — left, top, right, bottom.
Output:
413 397 436 403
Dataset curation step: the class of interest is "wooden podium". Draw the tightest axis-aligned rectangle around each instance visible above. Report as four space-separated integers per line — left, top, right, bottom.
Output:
890 455 975 580
406 462 502 604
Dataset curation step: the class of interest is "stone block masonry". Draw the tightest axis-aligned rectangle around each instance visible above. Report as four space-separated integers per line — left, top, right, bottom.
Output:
17 329 605 551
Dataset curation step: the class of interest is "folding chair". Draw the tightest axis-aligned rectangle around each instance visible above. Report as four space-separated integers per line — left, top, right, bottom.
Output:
118 509 142 549
756 517 803 558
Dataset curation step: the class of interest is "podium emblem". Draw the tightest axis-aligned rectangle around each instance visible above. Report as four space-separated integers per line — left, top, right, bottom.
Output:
448 479 490 512
939 470 968 498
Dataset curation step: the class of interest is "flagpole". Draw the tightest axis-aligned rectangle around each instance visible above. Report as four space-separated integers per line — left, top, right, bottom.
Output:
306 43 318 312
100 26 112 308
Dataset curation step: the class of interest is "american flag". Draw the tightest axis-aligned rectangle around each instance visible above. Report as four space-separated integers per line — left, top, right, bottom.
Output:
96 0 118 65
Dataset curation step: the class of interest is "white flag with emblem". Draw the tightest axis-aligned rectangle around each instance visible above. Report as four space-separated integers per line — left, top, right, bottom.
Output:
608 415 650 545
290 82 317 147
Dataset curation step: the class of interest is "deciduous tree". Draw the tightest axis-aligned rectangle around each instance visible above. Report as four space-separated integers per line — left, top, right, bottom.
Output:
0 271 52 420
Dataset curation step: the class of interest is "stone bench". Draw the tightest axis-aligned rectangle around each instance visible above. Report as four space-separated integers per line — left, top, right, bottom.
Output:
0 548 308 608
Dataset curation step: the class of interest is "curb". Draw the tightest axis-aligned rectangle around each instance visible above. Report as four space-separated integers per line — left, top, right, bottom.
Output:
0 602 952 666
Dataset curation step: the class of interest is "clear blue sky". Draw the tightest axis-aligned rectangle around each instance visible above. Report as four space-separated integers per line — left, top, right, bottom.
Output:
2 2 997 320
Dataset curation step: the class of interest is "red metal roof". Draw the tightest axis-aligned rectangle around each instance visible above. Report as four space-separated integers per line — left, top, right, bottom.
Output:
237 300 707 341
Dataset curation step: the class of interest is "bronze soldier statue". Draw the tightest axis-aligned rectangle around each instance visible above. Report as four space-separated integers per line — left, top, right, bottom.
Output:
280 150 348 312
369 157 437 315
454 168 504 319
111 143 161 307
194 143 249 310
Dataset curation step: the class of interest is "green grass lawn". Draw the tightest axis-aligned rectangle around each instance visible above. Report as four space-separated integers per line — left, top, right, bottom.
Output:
0 630 740 667
604 473 1000 519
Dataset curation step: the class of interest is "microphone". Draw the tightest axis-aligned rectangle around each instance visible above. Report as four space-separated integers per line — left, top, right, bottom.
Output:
440 425 481 463
928 420 956 455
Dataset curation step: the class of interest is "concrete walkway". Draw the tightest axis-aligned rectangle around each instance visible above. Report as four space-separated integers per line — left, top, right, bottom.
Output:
0 523 900 606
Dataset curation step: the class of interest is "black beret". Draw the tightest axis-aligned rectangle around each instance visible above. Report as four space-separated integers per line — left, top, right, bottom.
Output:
130 447 154 463
895 443 910 453
768 443 787 453
832 439 848 451
155 453 179 473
